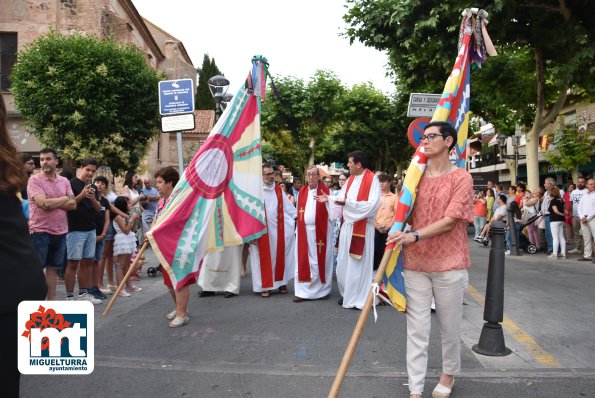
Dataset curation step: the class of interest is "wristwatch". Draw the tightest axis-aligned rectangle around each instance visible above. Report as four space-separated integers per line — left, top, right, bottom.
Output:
411 231 420 242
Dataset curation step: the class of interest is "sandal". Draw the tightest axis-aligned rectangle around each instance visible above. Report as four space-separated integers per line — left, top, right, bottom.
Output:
169 315 189 328
166 310 177 320
260 291 270 298
118 290 131 298
128 285 142 292
278 285 288 294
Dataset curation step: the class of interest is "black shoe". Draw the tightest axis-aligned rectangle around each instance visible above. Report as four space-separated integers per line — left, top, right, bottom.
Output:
223 292 236 298
337 298 343 306
199 290 215 297
293 296 305 303
319 294 330 300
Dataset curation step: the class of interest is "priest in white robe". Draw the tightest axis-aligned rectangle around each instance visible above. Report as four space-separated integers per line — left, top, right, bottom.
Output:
293 165 333 302
320 151 380 309
198 244 243 298
249 164 297 297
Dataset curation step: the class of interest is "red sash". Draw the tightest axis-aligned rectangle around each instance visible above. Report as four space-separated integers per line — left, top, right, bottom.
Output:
257 185 286 288
344 169 374 259
296 183 330 283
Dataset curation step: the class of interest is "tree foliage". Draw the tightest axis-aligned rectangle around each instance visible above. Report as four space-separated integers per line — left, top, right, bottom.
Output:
261 70 345 175
344 0 594 187
10 31 161 173
261 72 412 177
195 54 222 110
545 127 595 175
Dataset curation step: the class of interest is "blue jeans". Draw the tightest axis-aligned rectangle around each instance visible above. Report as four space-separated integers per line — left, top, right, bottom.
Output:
544 215 553 254
506 222 521 250
474 216 486 238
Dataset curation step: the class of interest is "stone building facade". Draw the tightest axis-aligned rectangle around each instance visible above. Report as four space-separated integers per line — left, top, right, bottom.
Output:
0 0 211 177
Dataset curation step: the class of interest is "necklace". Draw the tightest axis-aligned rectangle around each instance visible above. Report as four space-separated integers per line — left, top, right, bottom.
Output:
428 164 452 177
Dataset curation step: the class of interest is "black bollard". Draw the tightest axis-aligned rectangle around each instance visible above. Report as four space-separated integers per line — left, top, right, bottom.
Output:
506 207 520 256
472 220 512 356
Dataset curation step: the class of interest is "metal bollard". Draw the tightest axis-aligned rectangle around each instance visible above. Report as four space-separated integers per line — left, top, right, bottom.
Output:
507 208 520 256
472 220 512 356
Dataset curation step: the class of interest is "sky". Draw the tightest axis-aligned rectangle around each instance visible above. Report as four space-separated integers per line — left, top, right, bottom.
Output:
132 0 395 94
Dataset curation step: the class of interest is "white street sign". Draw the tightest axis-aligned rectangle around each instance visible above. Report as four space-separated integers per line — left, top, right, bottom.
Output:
161 113 195 133
407 93 441 117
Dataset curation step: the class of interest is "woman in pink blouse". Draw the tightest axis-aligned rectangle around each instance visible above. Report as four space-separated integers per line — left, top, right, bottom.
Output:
388 121 474 398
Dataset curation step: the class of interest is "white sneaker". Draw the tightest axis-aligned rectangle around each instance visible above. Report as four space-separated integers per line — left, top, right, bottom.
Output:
66 296 75 301
567 248 579 254
504 250 510 255
547 254 558 259
78 293 102 304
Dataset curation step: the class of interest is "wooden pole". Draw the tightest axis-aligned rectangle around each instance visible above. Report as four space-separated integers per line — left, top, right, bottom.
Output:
328 246 397 398
102 241 149 317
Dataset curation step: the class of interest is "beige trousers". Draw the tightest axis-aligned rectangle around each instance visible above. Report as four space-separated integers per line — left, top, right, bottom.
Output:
404 268 469 394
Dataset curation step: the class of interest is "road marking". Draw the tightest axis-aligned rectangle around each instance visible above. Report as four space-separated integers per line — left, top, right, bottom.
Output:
467 284 560 367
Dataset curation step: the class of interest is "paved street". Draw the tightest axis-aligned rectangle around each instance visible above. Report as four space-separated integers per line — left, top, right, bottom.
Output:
20 238 595 397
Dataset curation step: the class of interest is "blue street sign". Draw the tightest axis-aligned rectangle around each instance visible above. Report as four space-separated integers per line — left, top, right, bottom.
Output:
158 79 195 115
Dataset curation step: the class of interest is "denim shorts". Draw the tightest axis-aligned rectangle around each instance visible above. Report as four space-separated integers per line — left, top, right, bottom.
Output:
94 238 106 262
66 230 96 261
104 221 115 241
30 232 67 268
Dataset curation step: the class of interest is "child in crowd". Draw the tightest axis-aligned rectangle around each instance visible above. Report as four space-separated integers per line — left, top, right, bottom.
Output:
112 196 142 297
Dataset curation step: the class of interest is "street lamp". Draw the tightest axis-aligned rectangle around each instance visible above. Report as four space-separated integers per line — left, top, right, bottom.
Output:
497 126 526 185
208 75 230 122
220 93 233 112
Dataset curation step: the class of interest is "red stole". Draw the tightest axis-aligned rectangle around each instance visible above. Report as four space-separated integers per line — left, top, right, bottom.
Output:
344 169 374 259
257 185 286 288
296 183 330 283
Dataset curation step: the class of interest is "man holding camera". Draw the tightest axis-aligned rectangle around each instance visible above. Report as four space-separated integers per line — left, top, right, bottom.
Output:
64 158 102 303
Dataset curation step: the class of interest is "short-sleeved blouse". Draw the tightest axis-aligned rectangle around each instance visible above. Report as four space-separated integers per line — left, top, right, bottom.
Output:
403 167 474 273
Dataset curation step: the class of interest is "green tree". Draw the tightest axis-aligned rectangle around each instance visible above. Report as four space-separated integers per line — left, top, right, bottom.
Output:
545 126 594 183
195 54 222 110
10 31 161 173
326 84 411 175
261 70 345 174
344 0 594 189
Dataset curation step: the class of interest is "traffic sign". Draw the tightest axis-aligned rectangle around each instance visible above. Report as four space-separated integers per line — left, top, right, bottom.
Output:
161 113 195 133
407 117 431 149
158 79 195 115
407 93 441 117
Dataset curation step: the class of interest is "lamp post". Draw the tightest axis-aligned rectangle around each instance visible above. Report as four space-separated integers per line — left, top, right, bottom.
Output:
208 75 230 122
220 93 233 112
497 127 526 185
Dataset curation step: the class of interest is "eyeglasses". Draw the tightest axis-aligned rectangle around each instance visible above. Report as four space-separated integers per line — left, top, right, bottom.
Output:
262 172 274 176
421 133 444 142
25 161 35 165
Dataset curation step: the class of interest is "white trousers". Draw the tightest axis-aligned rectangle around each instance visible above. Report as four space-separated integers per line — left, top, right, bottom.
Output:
580 218 595 258
550 221 566 256
404 268 469 394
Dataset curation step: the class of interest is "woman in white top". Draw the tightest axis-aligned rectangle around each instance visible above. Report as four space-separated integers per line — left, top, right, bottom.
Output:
95 166 128 294
122 171 145 233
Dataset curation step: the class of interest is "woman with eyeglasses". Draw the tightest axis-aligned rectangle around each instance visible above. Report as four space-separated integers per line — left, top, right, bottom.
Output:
387 121 474 398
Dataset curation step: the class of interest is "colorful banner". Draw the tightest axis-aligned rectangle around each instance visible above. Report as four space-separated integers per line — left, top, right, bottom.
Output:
146 58 270 290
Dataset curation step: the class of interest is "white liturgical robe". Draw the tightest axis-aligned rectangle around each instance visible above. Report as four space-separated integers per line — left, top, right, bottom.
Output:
294 186 334 299
249 184 297 292
329 172 380 309
198 245 243 294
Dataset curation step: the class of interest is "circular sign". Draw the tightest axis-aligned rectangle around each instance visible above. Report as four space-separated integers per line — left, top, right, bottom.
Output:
407 117 431 149
186 136 233 199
